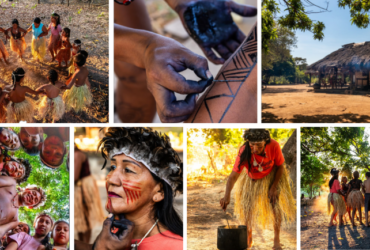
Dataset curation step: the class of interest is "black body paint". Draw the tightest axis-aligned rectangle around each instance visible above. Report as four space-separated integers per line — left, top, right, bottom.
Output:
183 1 238 47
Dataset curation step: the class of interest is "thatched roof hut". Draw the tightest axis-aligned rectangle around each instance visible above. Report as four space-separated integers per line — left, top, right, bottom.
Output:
306 42 370 72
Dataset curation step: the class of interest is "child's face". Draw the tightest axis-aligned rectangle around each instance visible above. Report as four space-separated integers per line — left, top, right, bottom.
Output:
61 30 66 36
51 16 56 23
53 222 69 246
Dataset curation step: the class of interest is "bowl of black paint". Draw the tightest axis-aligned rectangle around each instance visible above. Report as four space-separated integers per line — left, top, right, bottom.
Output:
217 225 247 250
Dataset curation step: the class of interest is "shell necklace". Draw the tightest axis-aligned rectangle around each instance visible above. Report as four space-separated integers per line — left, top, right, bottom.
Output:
131 219 159 250
253 154 265 172
11 193 19 209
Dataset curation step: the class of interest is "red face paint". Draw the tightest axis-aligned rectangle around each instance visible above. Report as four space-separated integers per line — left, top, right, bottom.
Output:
106 198 112 213
122 180 141 204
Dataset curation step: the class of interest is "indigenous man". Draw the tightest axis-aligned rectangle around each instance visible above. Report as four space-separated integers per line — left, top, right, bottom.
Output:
0 128 20 151
0 156 32 184
0 177 46 238
6 213 53 249
347 171 364 226
220 129 295 249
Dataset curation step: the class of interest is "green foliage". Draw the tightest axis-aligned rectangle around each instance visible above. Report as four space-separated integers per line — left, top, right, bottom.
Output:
10 128 69 235
31 4 37 10
301 127 370 196
338 0 370 28
77 9 82 14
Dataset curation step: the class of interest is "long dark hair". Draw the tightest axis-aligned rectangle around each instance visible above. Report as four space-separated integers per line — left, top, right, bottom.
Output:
329 174 338 189
237 129 271 172
151 173 183 237
51 13 61 27
12 67 25 88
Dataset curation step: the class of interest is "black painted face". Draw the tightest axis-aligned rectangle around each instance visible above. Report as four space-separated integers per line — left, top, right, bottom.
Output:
183 1 238 47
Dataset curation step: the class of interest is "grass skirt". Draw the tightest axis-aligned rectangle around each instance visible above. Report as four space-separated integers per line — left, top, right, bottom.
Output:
10 37 26 57
31 37 46 60
37 95 65 121
6 97 35 123
327 193 347 216
56 47 71 63
75 175 105 233
0 40 9 59
234 166 296 229
347 190 363 210
63 84 92 113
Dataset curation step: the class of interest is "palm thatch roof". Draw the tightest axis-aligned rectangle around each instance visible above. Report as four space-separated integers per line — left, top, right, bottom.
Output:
306 42 370 72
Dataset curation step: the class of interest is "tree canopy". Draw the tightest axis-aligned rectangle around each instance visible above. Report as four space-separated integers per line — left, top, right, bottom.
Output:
11 127 70 234
301 127 370 197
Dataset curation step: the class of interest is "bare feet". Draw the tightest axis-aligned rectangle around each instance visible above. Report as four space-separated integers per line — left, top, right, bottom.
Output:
328 223 337 227
273 241 282 250
51 57 55 62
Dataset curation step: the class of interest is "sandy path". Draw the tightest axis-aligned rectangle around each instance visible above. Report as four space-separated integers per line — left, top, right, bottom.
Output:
262 85 370 123
187 180 297 250
301 196 370 249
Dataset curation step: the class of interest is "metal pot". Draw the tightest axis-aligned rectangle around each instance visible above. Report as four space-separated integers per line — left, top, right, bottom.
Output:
217 225 248 250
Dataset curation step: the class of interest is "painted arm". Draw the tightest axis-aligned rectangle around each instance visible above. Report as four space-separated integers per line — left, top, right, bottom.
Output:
220 170 240 211
4 241 19 250
185 23 257 123
114 24 213 122
166 0 257 64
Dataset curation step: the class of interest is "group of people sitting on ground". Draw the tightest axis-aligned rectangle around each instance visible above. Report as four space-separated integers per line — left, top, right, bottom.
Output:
0 14 93 123
328 168 370 227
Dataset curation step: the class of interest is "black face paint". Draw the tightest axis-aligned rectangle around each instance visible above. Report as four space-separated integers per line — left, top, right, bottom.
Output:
183 1 238 47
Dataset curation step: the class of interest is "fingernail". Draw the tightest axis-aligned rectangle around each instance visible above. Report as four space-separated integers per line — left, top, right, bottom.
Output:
206 70 213 79
195 94 199 102
108 213 113 218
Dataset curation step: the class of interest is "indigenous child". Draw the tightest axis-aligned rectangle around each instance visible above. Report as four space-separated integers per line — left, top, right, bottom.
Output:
55 28 71 67
328 168 346 227
47 13 62 62
62 53 92 113
0 128 20 150
6 68 44 123
36 70 65 122
27 17 48 62
18 127 44 156
5 20 27 61
0 27 9 64
364 172 370 227
37 221 69 250
67 39 81 77
347 171 364 226
0 156 32 184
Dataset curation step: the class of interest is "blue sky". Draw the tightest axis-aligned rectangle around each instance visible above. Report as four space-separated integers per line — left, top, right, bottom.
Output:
280 1 370 65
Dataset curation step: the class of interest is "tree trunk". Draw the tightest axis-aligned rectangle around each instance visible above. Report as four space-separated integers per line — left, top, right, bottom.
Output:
282 130 297 197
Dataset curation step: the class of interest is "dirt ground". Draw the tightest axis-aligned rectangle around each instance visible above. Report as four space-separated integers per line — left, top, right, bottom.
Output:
187 178 297 250
0 0 109 123
301 196 370 249
262 85 370 123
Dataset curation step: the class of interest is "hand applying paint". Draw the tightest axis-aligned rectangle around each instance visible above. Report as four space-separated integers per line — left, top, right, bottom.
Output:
166 0 257 64
115 25 213 123
93 214 134 250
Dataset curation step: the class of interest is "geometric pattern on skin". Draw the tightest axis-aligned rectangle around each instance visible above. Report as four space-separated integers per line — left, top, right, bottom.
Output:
191 24 257 123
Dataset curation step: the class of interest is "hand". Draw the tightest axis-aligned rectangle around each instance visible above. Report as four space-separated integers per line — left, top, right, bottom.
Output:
220 196 230 212
167 0 257 64
143 35 213 122
268 186 278 206
93 214 134 250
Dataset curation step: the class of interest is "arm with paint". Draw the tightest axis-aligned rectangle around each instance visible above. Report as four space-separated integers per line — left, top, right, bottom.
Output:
165 0 257 64
185 23 257 123
114 24 213 122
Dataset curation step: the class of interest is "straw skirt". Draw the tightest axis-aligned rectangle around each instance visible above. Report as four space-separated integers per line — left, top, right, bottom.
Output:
327 193 347 216
347 190 363 210
37 95 65 121
0 40 9 59
75 175 105 233
6 98 35 123
10 37 26 56
63 84 92 113
234 166 296 229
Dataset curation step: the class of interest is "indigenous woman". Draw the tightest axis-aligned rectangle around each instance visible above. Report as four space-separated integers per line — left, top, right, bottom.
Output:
55 28 71 67
5 20 27 61
6 68 43 123
75 127 183 250
18 127 44 155
27 17 48 62
0 27 9 64
220 129 295 250
37 221 69 250
74 143 105 243
328 168 346 227
347 171 364 226
62 52 92 113
0 156 32 184
0 128 20 151
36 70 65 122
47 13 62 62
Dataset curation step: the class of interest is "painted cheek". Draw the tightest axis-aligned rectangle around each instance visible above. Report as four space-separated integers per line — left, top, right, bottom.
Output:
121 180 141 204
